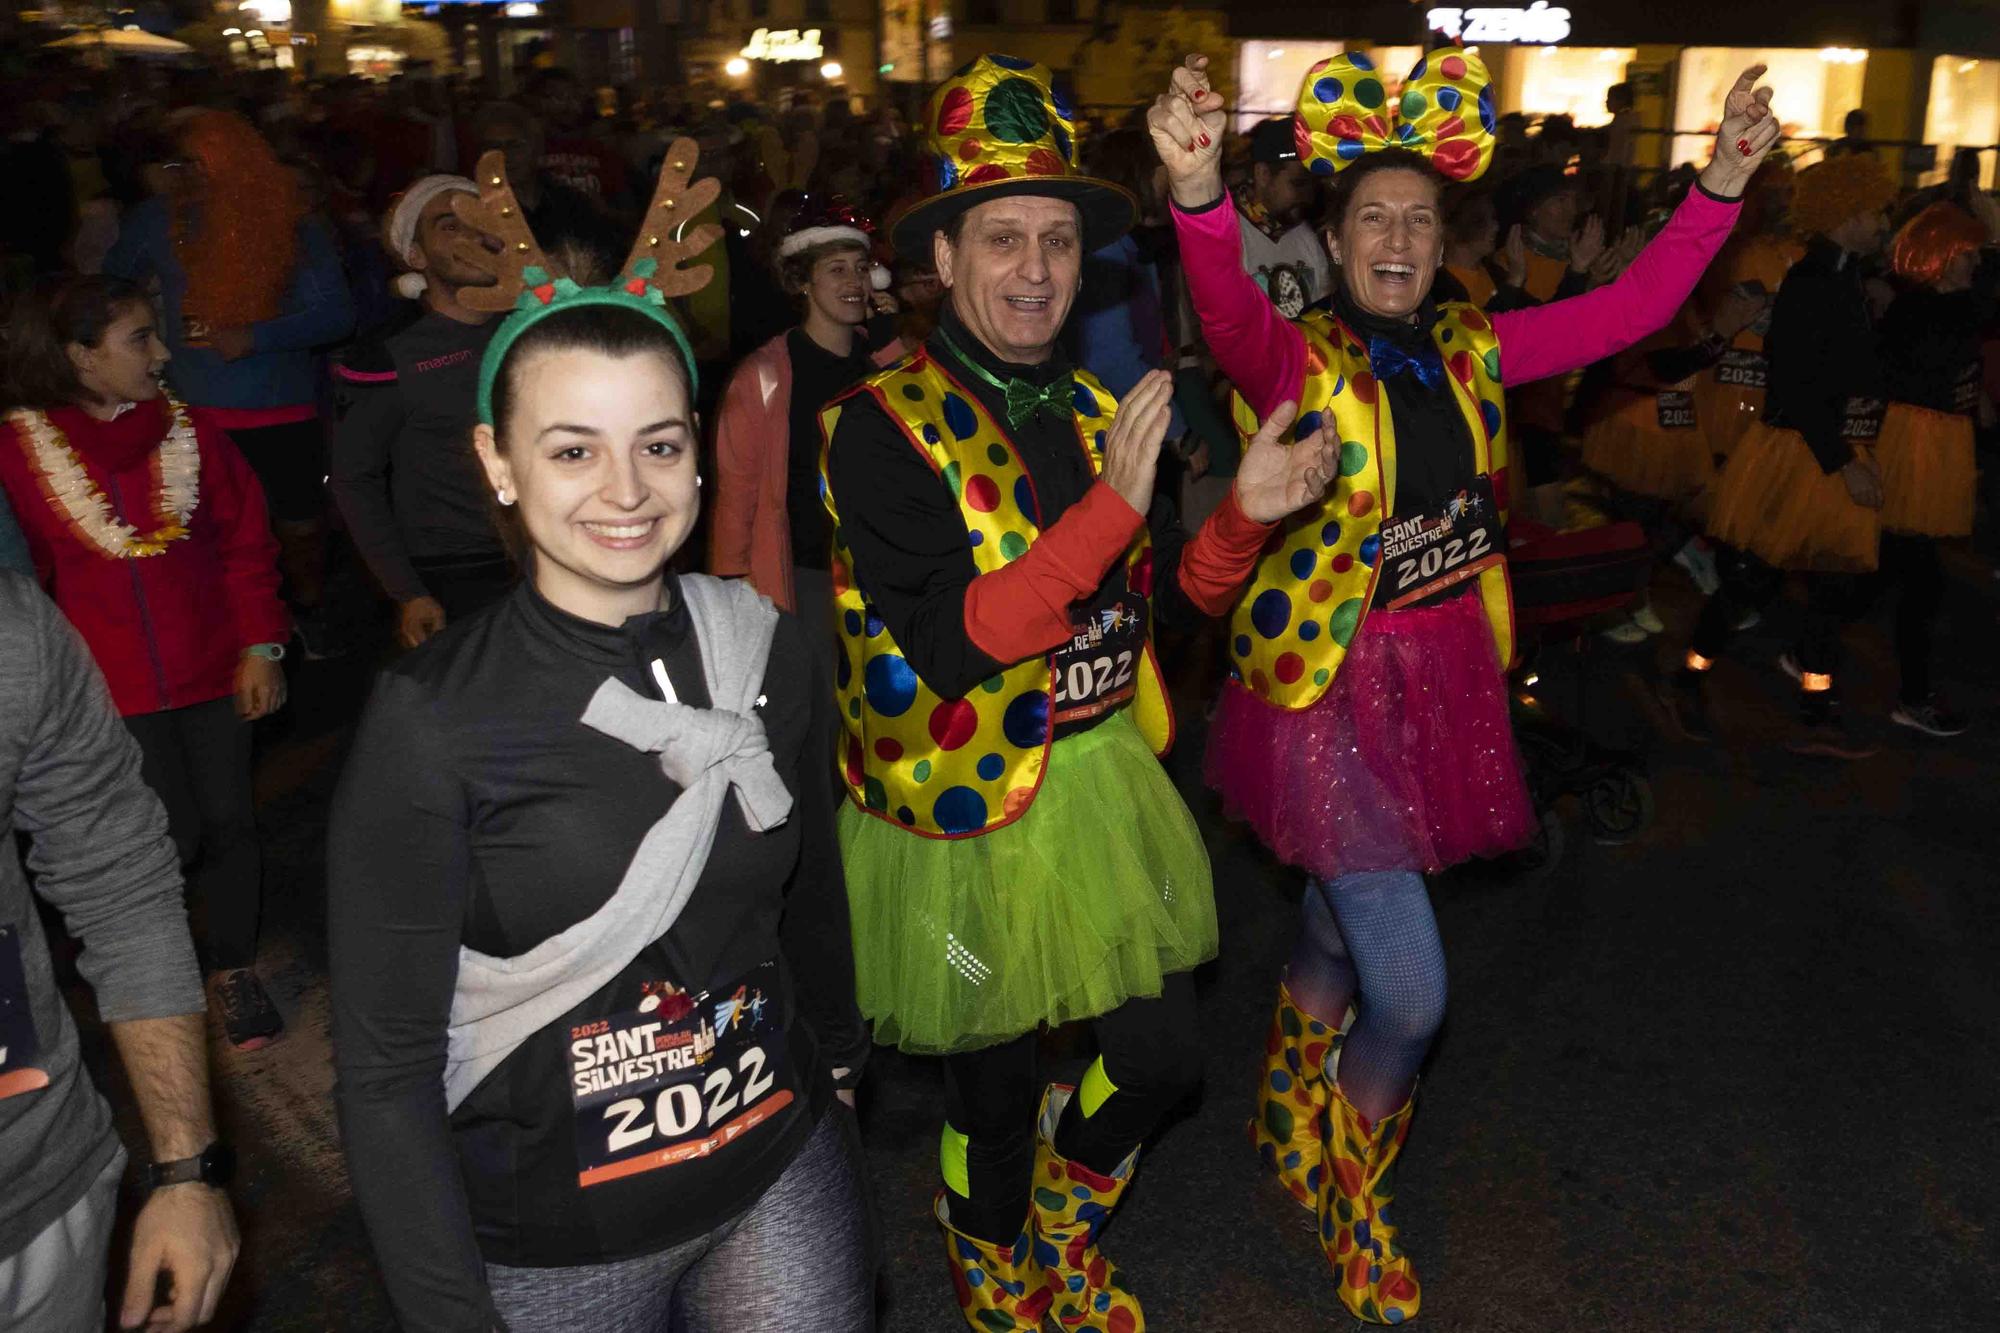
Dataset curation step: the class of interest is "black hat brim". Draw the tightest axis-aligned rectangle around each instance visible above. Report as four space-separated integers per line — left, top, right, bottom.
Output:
890 175 1137 261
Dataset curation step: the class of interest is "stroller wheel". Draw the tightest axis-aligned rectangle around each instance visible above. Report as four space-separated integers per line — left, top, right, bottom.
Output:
1500 804 1567 881
1584 768 1655 845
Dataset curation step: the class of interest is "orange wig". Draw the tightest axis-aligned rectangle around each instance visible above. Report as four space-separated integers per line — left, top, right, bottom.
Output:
173 111 306 328
1890 201 1988 287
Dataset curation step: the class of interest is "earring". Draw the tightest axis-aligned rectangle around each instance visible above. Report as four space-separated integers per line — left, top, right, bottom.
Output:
696 475 704 489
496 489 514 507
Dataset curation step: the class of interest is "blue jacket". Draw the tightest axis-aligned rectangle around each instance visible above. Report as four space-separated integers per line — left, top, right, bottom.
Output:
104 199 354 410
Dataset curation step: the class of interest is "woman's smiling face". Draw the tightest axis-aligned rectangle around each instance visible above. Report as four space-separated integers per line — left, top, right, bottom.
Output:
1325 167 1446 321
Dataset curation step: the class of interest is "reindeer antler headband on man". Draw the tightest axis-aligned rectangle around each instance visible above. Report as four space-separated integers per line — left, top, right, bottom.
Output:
458 137 724 424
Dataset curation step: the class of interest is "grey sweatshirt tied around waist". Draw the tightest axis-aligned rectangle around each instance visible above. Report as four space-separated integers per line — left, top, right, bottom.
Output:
442 574 792 1111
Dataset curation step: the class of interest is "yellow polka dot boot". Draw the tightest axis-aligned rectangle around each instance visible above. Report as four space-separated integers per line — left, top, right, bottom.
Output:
1250 979 1350 1213
1030 1083 1145 1333
936 1193 1057 1332
1319 1079 1422 1324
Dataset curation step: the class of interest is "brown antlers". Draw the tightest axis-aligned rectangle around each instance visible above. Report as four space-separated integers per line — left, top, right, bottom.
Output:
620 137 723 298
446 139 723 312
448 150 557 314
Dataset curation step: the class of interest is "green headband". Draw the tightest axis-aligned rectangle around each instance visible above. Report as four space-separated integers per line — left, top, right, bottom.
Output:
476 261 700 426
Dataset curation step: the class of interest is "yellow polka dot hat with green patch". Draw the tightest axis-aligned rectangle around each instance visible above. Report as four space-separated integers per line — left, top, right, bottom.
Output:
1293 47 1498 183
890 53 1136 258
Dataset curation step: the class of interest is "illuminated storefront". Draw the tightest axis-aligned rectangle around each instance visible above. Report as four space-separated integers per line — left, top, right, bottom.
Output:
1924 55 2000 187
1499 44 1638 127
1671 47 1868 167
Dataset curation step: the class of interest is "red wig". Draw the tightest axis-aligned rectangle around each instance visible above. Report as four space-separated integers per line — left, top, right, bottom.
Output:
1890 202 1987 287
173 111 305 328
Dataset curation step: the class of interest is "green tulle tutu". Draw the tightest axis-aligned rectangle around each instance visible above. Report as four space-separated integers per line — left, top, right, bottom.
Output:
839 707 1217 1055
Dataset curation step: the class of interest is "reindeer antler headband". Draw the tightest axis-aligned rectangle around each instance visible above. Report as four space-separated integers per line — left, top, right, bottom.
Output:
458 138 724 424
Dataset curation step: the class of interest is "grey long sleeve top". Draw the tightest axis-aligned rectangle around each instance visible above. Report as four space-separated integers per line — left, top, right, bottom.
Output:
0 572 203 1259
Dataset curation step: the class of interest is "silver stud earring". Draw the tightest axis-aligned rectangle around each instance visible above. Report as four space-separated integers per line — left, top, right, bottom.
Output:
696 475 704 489
496 489 514 507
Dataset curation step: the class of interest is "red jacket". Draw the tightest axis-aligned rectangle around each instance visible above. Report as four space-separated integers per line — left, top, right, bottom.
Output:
0 398 288 717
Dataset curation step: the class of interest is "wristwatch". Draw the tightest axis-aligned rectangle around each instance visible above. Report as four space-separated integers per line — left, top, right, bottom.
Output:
243 643 286 661
146 1142 237 1191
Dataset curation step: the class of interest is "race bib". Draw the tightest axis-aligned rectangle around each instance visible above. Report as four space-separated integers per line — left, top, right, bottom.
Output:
0 925 50 1102
1716 349 1768 390
1381 475 1504 611
1050 592 1149 727
1842 397 1885 443
1953 360 1981 416
1656 390 1696 431
568 961 796 1189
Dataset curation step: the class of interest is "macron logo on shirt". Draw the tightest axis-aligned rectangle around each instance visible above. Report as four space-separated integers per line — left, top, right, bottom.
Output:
412 349 476 375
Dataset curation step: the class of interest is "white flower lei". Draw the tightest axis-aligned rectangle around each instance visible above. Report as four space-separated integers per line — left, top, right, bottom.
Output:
9 391 200 559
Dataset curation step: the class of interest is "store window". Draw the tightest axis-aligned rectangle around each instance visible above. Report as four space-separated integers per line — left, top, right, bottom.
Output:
1672 48 1867 169
1502 46 1636 129
1925 55 2000 187
1366 45 1424 90
1235 41 1343 131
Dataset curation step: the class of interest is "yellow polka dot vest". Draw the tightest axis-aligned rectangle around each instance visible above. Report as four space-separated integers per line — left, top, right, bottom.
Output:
1228 306 1514 709
819 353 1172 838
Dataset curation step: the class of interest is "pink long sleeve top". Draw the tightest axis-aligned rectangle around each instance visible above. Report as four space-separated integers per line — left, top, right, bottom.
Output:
1171 186 1743 423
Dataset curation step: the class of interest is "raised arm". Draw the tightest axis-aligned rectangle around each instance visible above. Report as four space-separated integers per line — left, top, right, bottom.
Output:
1495 63 1780 386
1150 54 1308 420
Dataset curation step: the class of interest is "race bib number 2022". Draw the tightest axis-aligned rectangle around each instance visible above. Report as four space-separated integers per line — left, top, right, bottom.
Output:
1381 475 1504 611
568 961 795 1188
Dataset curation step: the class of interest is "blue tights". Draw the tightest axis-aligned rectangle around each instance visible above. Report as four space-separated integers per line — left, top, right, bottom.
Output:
1284 870 1447 1124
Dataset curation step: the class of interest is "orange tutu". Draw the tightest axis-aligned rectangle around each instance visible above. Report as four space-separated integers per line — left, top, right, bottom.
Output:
1707 421 1880 573
1876 402 1975 538
1694 379 1765 457
1580 390 1715 500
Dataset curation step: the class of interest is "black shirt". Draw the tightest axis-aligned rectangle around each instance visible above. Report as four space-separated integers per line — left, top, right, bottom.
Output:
328 578 865 1331
1878 253 1999 417
330 310 504 603
1764 237 1886 473
785 327 872 570
1324 289 1481 609
824 303 1208 722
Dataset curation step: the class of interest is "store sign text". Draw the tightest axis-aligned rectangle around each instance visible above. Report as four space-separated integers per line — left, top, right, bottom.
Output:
742 27 824 63
1427 3 1572 44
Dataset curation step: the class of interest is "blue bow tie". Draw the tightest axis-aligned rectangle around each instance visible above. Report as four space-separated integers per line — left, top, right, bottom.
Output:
1367 336 1445 391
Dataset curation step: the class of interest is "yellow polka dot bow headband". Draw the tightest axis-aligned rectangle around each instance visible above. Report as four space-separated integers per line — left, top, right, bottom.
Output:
1292 48 1498 183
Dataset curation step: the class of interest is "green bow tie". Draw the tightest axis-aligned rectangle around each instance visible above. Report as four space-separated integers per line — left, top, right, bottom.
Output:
940 329 1073 430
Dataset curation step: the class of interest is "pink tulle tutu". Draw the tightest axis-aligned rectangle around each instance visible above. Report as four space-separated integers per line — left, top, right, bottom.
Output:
1205 590 1536 879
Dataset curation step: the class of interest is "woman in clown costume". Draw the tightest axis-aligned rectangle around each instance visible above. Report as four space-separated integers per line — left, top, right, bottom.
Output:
1148 51 1780 1322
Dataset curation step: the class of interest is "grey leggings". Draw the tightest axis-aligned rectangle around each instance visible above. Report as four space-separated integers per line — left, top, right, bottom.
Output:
487 1109 874 1332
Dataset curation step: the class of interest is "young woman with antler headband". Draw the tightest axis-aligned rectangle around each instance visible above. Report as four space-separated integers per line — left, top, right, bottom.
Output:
328 144 875 1332
1151 50 1779 1321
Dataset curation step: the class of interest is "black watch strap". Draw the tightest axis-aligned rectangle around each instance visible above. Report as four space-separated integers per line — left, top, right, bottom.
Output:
146 1142 235 1190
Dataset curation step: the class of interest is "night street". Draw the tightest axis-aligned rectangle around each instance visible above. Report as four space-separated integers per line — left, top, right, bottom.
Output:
70 561 1999 1331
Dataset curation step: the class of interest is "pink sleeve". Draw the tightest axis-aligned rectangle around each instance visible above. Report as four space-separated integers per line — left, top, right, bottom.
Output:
1169 196 1307 421
1493 188 1741 387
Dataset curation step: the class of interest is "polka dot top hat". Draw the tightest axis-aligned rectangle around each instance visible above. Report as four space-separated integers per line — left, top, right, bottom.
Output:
1293 47 1498 183
890 54 1136 258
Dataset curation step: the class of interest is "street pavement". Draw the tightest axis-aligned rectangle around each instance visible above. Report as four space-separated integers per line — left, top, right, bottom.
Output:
71 557 2000 1331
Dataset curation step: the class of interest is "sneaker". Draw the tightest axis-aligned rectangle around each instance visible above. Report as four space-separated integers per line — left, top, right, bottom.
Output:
1786 709 1878 760
1672 539 1722 595
210 968 284 1050
1891 698 1969 738
1660 668 1717 743
1631 603 1666 635
1601 618 1650 645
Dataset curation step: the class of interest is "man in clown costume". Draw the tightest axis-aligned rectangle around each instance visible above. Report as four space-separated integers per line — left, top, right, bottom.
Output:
820 54 1344 1332
1150 48 1779 1323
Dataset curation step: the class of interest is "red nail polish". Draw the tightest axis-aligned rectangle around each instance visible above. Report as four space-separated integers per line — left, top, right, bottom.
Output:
1199 132 1211 147
1736 137 1752 155
1187 141 1196 153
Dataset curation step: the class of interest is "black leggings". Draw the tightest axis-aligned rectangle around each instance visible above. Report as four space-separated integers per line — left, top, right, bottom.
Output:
1689 537 1944 703
123 696 261 971
941 972 1202 1245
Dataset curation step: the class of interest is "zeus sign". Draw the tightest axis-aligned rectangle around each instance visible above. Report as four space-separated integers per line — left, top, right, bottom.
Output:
1428 3 1574 44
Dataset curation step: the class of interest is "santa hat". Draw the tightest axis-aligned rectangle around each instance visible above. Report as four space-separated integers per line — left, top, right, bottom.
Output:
777 194 874 259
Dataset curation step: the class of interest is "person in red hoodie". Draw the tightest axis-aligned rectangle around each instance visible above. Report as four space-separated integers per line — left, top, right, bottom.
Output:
0 275 291 1051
